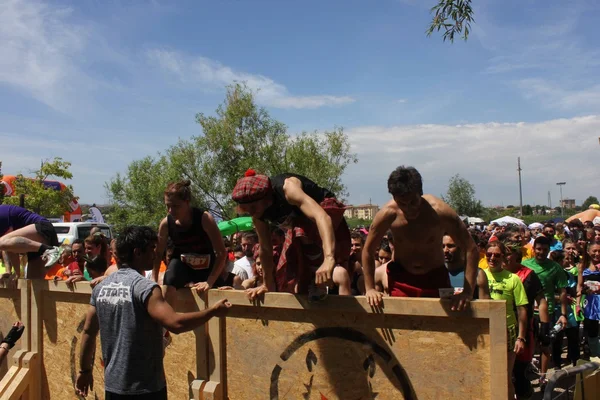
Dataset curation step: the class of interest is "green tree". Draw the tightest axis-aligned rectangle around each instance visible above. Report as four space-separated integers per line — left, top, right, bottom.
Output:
427 0 474 42
3 158 74 217
442 174 483 216
582 196 599 210
523 205 533 216
107 83 358 224
105 155 181 231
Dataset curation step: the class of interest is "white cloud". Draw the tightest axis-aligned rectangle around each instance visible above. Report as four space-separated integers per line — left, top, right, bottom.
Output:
476 3 600 111
146 49 355 109
343 115 600 207
0 0 91 112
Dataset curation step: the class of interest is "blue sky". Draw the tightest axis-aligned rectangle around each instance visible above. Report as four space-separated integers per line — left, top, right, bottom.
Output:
1 0 599 211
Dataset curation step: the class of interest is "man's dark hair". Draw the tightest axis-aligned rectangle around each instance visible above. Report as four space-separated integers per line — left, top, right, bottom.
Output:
533 235 551 248
350 231 365 243
233 245 243 253
379 239 392 254
116 226 157 265
72 238 84 246
387 166 423 196
242 231 258 241
385 229 394 241
568 219 584 230
543 223 555 230
271 227 285 237
503 225 521 235
85 255 108 274
584 221 594 228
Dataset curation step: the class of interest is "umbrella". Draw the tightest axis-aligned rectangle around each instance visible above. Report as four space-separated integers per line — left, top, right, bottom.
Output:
491 216 526 227
218 217 254 236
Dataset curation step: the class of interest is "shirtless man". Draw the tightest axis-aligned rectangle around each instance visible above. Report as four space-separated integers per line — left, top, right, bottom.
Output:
363 166 478 310
566 207 600 224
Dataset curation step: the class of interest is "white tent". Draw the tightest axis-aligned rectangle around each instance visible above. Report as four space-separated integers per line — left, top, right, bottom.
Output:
491 216 526 227
468 217 485 224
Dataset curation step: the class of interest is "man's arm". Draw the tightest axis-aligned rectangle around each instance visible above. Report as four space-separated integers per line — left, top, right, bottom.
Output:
153 218 168 282
146 287 231 334
283 178 336 284
201 212 227 288
79 306 99 373
362 207 394 306
476 269 490 299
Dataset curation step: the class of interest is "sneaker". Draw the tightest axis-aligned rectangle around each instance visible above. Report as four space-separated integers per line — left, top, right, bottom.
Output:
308 281 328 303
42 247 62 268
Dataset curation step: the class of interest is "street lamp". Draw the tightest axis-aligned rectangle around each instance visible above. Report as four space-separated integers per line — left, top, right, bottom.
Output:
556 182 566 216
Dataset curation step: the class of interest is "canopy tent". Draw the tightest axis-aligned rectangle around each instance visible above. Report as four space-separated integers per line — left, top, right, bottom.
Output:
218 216 254 236
491 216 526 227
468 217 485 224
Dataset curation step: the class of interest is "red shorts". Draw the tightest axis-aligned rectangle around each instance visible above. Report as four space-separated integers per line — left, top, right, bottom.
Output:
387 262 451 298
275 198 350 294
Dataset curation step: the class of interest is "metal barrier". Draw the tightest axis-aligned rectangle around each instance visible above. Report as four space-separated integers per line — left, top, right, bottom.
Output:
543 361 600 400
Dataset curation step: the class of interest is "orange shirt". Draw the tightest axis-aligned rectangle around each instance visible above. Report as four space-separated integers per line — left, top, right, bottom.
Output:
45 264 64 280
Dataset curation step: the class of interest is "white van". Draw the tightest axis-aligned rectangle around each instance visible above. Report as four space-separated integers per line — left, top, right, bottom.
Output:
52 222 114 245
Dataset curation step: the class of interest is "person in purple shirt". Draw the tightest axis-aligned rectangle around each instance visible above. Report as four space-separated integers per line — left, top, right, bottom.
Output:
0 205 61 279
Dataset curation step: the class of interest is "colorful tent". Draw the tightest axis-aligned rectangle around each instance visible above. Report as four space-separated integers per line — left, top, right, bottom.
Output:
218 217 254 236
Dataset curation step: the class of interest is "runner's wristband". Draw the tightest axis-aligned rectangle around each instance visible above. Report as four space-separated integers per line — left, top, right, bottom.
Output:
516 337 526 343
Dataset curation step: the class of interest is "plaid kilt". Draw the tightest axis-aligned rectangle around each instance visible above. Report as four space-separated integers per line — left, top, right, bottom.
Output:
274 197 351 294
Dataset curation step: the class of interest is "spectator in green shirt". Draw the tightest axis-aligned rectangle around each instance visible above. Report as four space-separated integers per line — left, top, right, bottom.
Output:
521 236 569 384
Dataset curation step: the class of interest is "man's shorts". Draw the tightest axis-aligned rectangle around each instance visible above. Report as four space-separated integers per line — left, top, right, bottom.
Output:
387 262 451 298
27 221 59 261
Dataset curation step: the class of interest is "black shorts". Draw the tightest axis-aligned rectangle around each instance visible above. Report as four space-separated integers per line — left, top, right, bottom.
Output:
106 386 167 400
27 221 59 261
163 258 225 289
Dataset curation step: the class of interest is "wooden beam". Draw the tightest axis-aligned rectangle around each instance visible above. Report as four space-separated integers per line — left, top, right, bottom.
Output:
208 289 496 318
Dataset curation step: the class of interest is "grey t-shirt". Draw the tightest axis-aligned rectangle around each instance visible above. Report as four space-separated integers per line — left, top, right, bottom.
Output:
91 267 165 395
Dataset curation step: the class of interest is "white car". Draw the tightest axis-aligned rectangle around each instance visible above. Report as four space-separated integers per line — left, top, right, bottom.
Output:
52 222 114 245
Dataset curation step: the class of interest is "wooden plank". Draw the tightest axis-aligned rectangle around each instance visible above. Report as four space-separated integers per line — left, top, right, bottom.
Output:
208 289 496 318
42 280 93 295
488 301 509 400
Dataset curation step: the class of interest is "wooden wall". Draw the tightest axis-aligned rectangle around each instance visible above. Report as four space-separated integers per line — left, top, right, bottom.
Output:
0 282 22 379
1 282 509 400
208 290 508 400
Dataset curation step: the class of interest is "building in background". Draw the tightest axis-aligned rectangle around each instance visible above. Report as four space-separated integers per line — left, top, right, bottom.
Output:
344 204 379 220
560 199 576 210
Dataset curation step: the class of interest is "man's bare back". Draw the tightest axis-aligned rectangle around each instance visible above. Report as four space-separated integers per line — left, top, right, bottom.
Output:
384 194 446 275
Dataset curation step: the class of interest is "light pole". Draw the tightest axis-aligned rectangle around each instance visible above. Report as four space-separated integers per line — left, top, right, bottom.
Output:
556 182 566 216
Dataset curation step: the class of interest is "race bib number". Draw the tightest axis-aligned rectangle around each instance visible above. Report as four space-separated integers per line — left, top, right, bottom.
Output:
181 254 211 270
